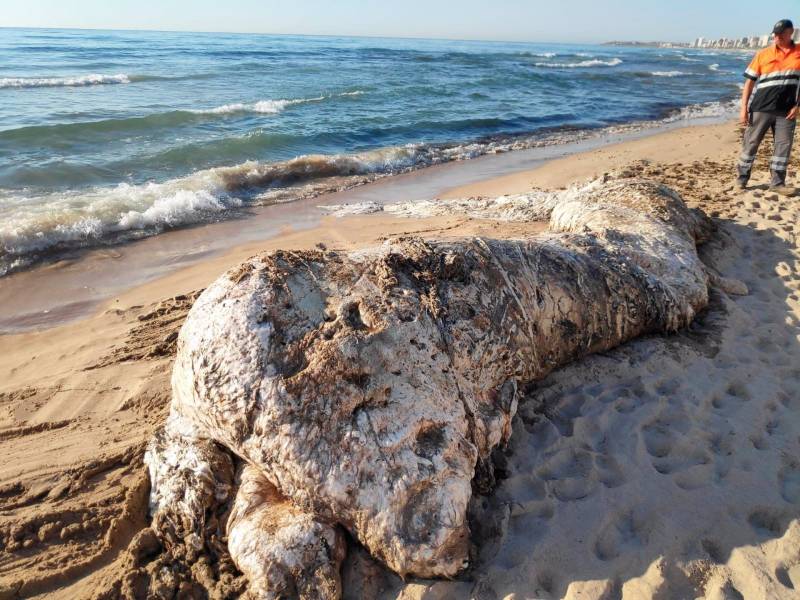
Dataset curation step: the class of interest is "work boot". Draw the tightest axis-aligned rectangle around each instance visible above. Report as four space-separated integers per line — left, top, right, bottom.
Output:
769 185 797 197
735 179 748 190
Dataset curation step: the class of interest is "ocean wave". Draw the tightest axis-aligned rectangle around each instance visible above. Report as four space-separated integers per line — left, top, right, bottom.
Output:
0 73 132 88
651 71 686 77
664 98 738 122
0 145 435 272
709 64 720 71
0 73 212 89
1 90 368 145
189 90 365 115
534 58 622 68
0 172 244 273
190 98 320 115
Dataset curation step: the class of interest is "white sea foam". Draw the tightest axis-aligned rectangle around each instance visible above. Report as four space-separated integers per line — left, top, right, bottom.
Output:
0 171 239 263
665 98 738 122
0 73 132 88
0 145 421 272
709 64 720 71
190 98 310 115
535 58 622 68
115 188 243 230
190 91 365 115
323 193 560 222
652 71 686 77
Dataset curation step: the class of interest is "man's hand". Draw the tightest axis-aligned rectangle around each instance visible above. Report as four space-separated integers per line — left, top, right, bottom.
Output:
788 107 799 120
740 78 754 126
740 108 750 126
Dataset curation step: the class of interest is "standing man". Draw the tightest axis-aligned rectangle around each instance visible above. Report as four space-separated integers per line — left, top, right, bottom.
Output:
738 19 800 195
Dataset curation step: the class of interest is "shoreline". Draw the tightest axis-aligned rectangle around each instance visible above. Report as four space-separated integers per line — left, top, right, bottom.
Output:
0 114 737 334
2 100 739 281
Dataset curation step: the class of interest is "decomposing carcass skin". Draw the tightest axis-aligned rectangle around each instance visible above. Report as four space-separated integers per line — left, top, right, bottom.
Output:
145 178 716 598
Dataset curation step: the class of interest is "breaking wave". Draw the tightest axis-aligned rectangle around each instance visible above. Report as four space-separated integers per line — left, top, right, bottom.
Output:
664 98 738 121
534 58 623 68
189 91 365 115
0 73 133 88
651 71 686 77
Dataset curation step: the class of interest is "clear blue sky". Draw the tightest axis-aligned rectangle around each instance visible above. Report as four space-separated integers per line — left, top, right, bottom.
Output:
1 1 796 44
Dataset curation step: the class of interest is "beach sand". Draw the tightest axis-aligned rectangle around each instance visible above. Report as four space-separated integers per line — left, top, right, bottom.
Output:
2 120 799 599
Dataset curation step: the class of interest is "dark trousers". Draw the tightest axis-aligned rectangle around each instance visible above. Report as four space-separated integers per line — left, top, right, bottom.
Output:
737 111 796 187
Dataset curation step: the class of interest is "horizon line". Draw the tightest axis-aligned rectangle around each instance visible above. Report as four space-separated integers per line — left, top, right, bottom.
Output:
0 24 695 46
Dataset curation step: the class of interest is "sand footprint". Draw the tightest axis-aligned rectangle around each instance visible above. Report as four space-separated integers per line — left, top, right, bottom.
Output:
501 474 550 517
641 417 678 459
749 433 769 451
707 581 746 600
640 405 692 456
749 402 790 452
594 454 626 489
593 508 654 562
640 407 721 489
612 379 649 414
710 380 751 415
776 390 800 412
778 459 800 504
543 393 588 438
652 436 712 480
701 538 725 564
536 447 596 502
747 507 790 538
725 380 752 402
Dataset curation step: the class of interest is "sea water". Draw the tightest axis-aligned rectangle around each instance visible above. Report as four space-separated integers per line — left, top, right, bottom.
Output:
0 28 749 274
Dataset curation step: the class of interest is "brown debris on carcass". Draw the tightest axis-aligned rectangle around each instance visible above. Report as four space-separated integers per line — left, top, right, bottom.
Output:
145 178 713 598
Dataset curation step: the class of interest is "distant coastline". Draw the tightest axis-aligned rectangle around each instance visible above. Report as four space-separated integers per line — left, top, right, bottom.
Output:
608 30 800 51
604 41 753 52
603 41 691 48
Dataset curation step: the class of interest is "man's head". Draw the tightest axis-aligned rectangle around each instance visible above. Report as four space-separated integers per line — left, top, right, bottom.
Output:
773 19 795 46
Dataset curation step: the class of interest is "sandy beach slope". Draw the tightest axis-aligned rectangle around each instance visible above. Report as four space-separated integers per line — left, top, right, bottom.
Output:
1 121 799 599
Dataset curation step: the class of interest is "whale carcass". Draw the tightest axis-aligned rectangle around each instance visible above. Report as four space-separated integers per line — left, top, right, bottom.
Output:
145 178 715 598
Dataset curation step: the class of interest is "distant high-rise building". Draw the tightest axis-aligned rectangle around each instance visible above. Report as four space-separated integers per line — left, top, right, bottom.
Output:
690 32 773 50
